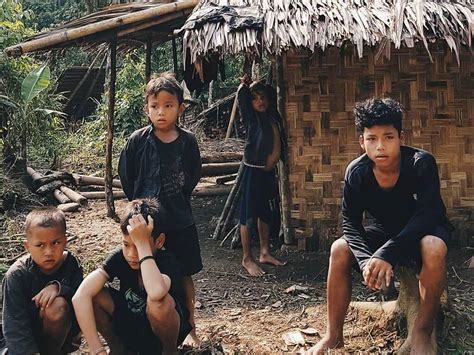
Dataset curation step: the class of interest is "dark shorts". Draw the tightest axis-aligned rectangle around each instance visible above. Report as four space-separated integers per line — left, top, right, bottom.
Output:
109 288 191 354
240 166 280 228
163 224 203 276
32 297 81 353
343 224 451 272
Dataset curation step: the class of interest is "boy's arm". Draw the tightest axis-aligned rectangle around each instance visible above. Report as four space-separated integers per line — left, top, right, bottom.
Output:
373 154 446 265
127 215 172 300
341 178 373 272
71 269 108 354
2 272 39 355
118 136 137 201
187 135 202 194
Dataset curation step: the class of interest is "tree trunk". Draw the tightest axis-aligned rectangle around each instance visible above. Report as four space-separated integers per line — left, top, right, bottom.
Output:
105 38 118 219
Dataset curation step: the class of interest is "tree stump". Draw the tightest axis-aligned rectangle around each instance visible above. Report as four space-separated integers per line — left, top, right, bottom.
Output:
351 267 448 354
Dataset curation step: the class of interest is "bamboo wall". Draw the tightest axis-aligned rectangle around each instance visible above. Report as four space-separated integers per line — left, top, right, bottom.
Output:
282 44 474 251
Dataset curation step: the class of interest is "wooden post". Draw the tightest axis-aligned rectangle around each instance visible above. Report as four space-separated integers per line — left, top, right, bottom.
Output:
105 38 118 219
224 95 239 141
145 40 152 83
171 37 178 76
275 55 293 245
208 80 214 107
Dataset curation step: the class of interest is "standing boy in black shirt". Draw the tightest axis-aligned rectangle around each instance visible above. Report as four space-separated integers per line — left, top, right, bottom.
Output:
72 199 191 354
118 72 202 346
308 97 452 355
2 207 83 355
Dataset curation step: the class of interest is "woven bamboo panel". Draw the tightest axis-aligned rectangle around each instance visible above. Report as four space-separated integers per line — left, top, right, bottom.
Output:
283 44 474 251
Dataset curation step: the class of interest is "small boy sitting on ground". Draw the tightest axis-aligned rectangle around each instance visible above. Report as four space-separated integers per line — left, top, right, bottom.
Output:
2 207 83 355
307 97 452 355
238 73 287 276
72 199 191 355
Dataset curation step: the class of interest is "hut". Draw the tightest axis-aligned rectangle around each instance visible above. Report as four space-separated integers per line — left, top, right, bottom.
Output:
181 0 474 251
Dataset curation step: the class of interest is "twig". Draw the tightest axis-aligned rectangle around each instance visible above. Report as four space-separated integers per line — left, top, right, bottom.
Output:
220 223 239 247
451 266 474 285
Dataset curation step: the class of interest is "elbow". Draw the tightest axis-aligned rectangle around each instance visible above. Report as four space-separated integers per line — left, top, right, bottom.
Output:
71 289 88 309
146 289 168 304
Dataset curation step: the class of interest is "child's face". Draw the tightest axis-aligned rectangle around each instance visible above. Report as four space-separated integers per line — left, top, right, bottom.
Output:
24 225 66 274
251 92 269 113
121 233 165 270
145 90 185 132
359 124 402 169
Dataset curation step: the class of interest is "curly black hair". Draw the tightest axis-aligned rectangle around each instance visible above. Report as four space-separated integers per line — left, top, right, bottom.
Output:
120 198 163 240
354 97 403 135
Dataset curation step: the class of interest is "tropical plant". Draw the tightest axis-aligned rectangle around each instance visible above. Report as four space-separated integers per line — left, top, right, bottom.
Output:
1 65 66 167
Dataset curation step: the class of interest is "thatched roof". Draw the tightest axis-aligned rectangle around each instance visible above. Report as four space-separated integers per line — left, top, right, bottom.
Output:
5 0 197 57
181 0 473 64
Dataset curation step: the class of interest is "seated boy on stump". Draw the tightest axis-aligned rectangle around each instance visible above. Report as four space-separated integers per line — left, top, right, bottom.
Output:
2 207 83 355
72 199 191 354
308 97 452 355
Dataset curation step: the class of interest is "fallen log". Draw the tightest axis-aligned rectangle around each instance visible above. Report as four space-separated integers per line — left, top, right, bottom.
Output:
201 152 242 164
192 184 232 197
59 186 88 206
57 202 81 212
202 162 240 176
216 174 237 185
53 189 71 204
73 174 122 188
80 190 127 199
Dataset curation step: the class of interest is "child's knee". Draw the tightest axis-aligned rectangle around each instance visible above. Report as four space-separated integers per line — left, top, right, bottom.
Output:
420 235 447 266
146 294 175 320
330 239 353 267
42 297 71 323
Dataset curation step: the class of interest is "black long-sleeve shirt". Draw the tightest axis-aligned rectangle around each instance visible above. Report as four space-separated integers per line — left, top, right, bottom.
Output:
2 252 83 355
118 125 202 231
342 146 452 271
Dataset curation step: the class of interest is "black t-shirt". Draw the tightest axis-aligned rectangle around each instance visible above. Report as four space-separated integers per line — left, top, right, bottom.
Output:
102 248 185 315
342 146 452 270
152 132 195 231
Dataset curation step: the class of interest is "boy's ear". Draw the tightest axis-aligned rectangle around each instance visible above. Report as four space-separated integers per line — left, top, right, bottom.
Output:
23 240 29 252
178 103 185 116
154 233 166 249
358 134 365 151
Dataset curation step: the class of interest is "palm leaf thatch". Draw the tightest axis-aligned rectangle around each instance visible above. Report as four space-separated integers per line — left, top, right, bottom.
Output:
181 0 473 64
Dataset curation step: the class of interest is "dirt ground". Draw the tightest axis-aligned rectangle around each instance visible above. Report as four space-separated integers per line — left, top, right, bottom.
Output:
52 196 473 354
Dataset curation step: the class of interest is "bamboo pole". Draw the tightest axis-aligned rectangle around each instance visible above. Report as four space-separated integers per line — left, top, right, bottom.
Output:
221 178 243 239
105 38 117 219
5 0 199 57
212 163 245 240
73 174 122 188
275 55 293 245
81 190 127 199
53 189 71 204
59 186 88 206
171 37 179 76
224 95 239 141
145 40 152 84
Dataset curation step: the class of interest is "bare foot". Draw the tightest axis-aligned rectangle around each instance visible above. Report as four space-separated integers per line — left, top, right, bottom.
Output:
242 258 265 276
305 335 343 355
410 330 436 355
259 253 287 266
182 329 201 348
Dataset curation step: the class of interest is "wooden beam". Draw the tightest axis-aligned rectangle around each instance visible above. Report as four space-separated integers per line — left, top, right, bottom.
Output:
105 38 118 219
5 1 199 57
275 55 293 245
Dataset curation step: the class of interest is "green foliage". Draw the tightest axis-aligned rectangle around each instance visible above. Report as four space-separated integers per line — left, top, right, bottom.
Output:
21 64 50 103
21 0 87 31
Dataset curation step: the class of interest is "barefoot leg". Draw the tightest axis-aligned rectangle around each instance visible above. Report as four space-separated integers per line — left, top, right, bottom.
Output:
257 219 286 266
241 224 265 276
306 239 354 354
182 276 201 348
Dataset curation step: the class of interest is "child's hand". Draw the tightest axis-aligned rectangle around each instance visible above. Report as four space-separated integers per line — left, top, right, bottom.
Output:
363 258 393 290
240 73 251 86
32 283 59 309
127 214 154 248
